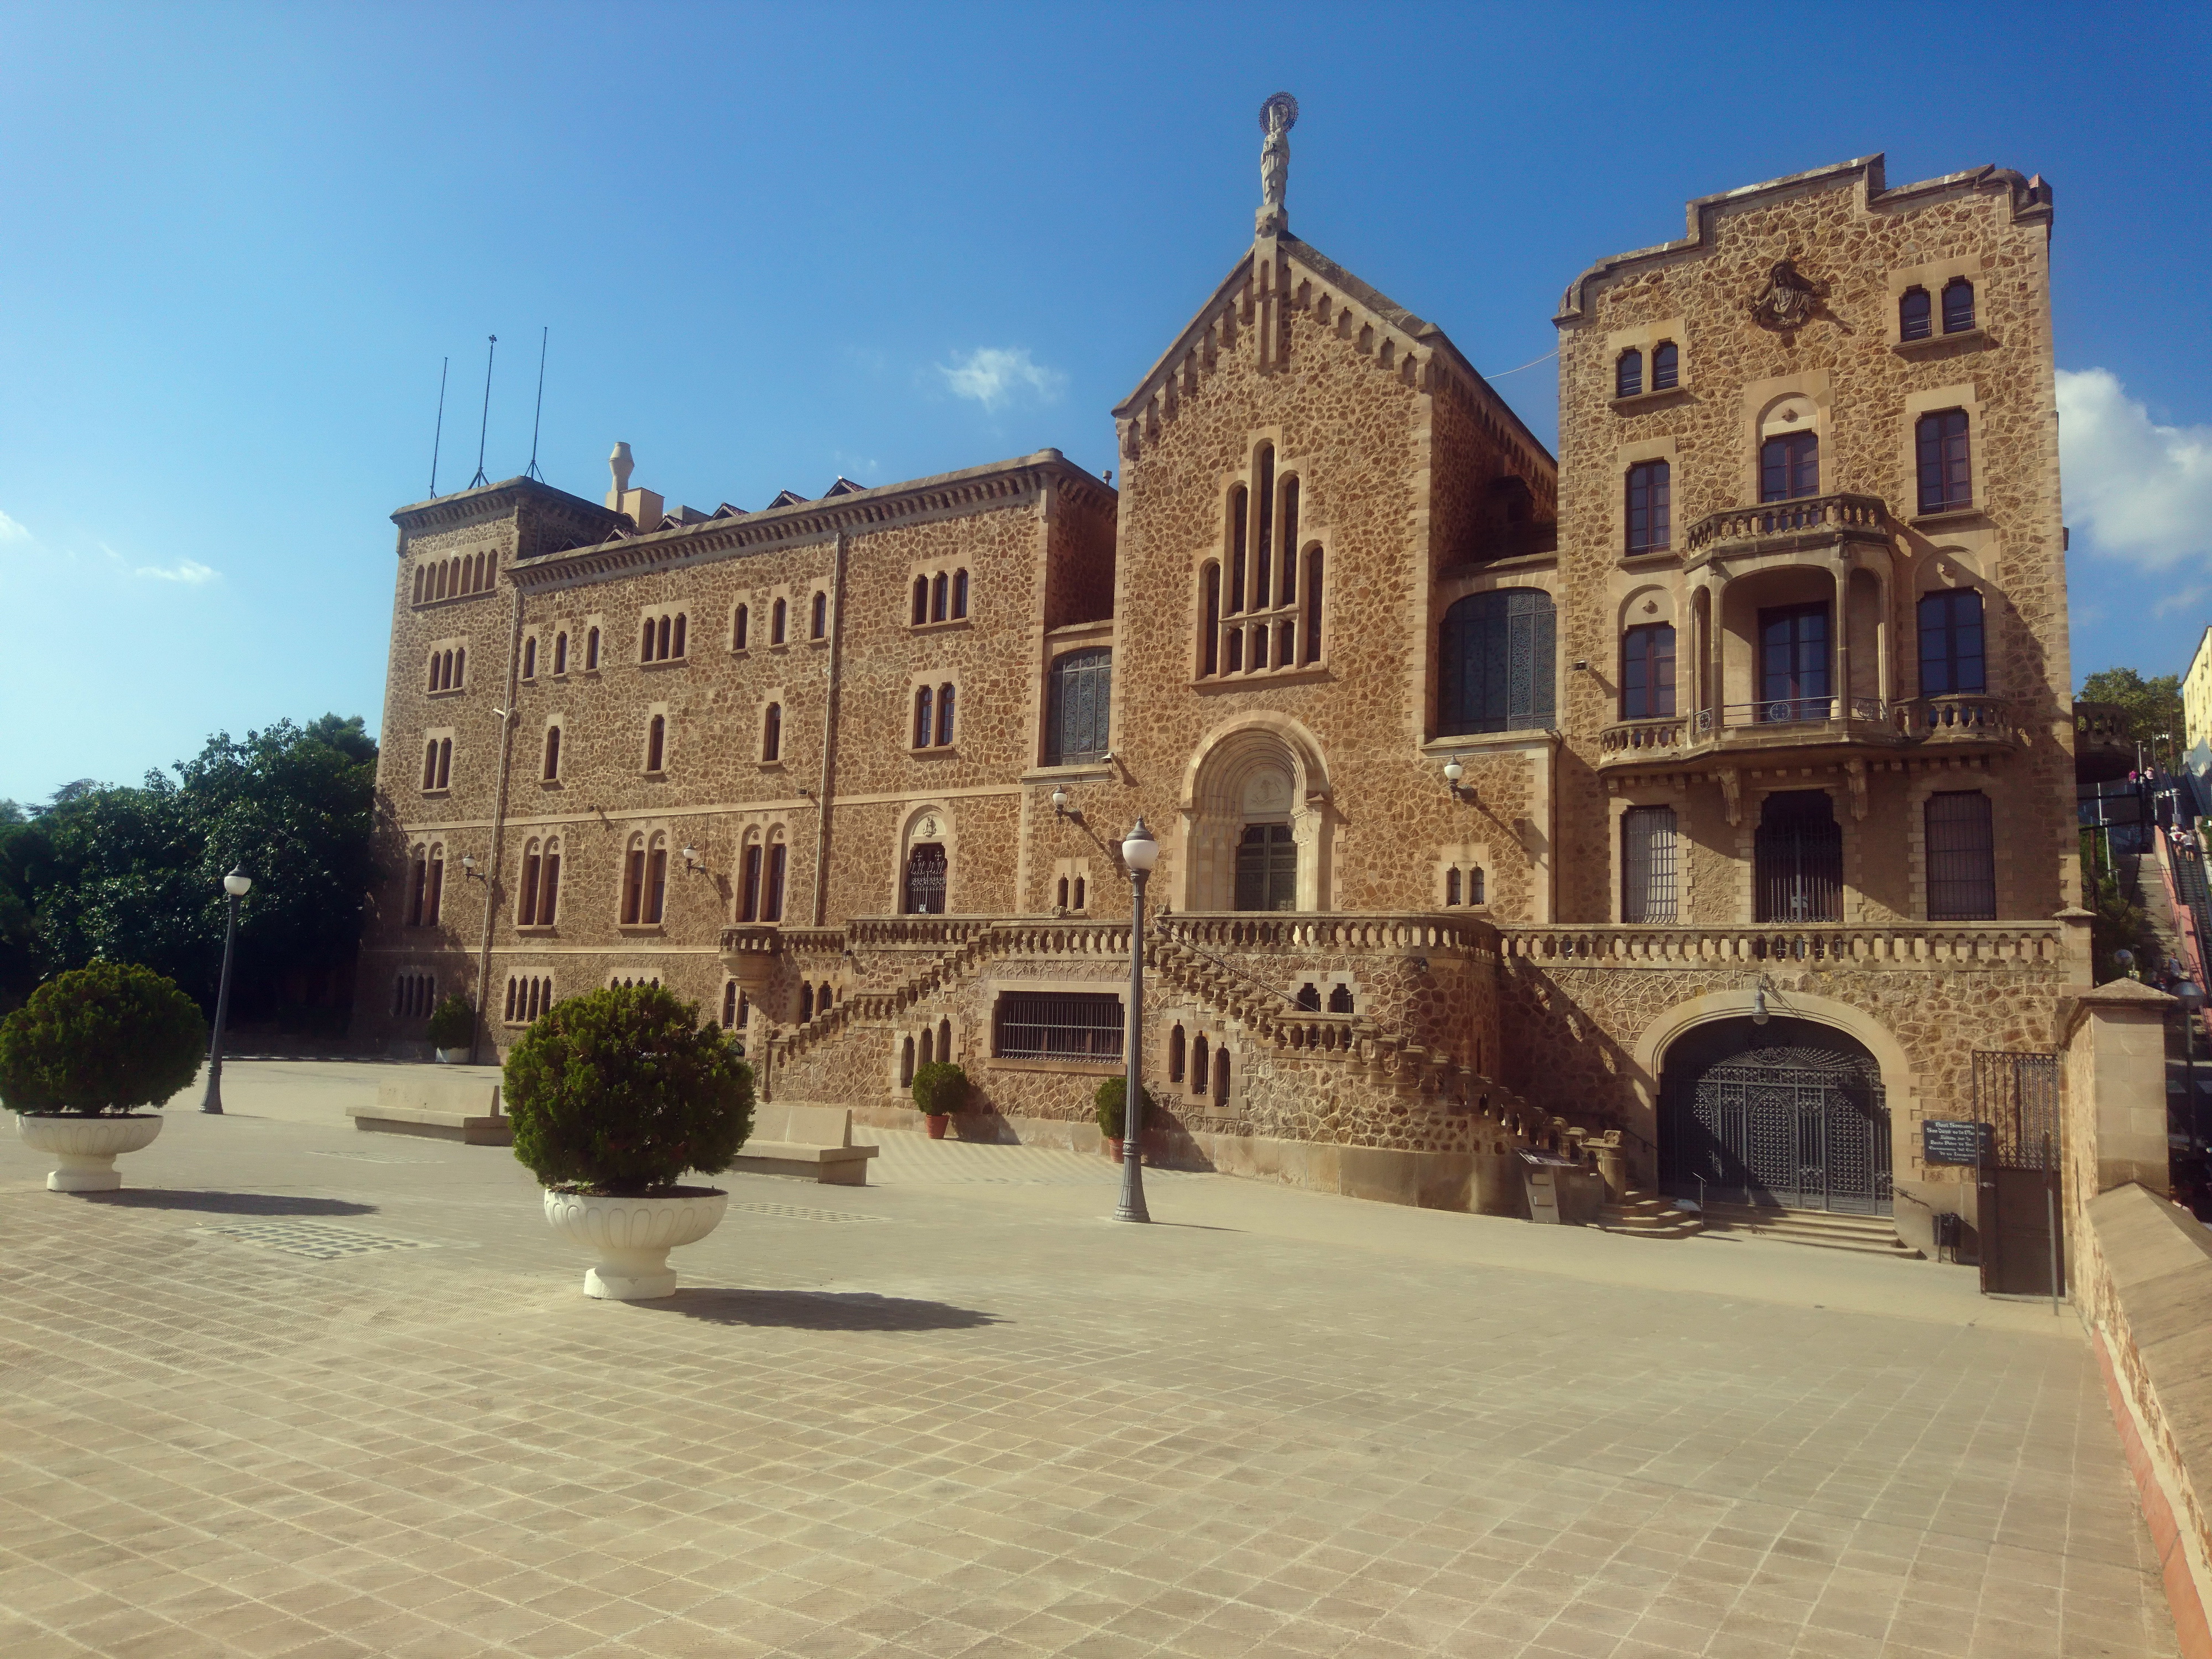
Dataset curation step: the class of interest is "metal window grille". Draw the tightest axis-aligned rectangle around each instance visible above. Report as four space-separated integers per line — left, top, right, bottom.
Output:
994 991 1124 1061
1974 1050 2060 1169
1047 649 1112 763
1755 790 1843 922
1623 806 1679 922
1927 791 1997 920
903 843 945 914
1438 588 1556 736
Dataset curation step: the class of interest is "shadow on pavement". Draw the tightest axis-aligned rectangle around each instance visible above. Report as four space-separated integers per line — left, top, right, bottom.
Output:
79 1191 379 1217
649 1288 1000 1331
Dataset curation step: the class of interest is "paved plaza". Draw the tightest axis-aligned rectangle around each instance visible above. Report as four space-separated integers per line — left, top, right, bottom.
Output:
0 1062 2179 1658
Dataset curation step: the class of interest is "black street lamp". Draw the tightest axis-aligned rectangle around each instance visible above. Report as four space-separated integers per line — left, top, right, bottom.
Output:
1114 818 1160 1224
200 868 253 1114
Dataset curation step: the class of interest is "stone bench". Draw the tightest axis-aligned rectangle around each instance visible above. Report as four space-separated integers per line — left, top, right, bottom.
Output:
347 1074 512 1146
731 1105 878 1186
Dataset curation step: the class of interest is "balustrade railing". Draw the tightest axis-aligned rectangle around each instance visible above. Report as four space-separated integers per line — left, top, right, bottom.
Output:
1600 694 2015 760
1500 921 2069 968
1684 491 1890 555
1157 911 1496 955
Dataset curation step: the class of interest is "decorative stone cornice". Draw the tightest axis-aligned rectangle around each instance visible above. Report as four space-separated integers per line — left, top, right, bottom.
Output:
388 476 618 538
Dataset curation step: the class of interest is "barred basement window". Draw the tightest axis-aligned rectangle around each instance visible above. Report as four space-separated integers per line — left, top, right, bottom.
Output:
1926 791 1997 920
993 991 1123 1060
393 972 436 1018
1622 805 1679 923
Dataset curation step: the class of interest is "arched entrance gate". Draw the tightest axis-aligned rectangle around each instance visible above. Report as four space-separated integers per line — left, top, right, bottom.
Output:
1658 1016 1892 1214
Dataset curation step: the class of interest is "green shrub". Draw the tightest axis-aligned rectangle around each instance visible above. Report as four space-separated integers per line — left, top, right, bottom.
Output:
0 962 207 1116
502 984 755 1194
426 993 476 1050
1093 1076 1159 1141
910 1061 968 1115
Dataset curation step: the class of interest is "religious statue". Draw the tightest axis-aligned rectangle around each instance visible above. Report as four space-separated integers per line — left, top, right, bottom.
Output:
1258 92 1298 229
1750 257 1817 332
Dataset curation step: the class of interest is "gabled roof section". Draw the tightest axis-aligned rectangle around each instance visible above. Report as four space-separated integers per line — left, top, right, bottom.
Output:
822 476 867 498
1554 153 2056 326
1111 233 1553 476
766 489 811 509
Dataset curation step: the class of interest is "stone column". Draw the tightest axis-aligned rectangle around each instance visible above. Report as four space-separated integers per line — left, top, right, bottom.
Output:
2063 979 2178 1210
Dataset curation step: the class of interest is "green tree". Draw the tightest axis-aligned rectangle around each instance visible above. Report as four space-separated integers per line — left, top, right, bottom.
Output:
2079 667 2185 766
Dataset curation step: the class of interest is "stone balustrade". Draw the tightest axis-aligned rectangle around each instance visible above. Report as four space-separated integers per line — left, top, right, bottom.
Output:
1684 491 1890 557
1159 911 1496 956
1500 920 2070 968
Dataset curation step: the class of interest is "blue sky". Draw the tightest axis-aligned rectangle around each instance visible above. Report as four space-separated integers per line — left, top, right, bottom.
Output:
3 1 2208 802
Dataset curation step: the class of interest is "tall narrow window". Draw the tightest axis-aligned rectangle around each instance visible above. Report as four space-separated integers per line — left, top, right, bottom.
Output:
1057 875 1070 909
1615 348 1643 398
762 703 782 763
1760 432 1819 502
911 577 928 625
900 1035 915 1087
1048 648 1111 764
919 1026 934 1067
1279 479 1299 603
903 842 945 915
1192 1035 1209 1095
422 741 438 790
542 726 560 781
763 842 787 922
722 982 738 1028
1625 461 1671 554
425 847 445 925
622 839 645 924
453 646 465 685
952 570 968 619
1899 286 1932 341
523 638 536 680
1621 624 1677 719
413 567 425 603
1169 1024 1186 1083
519 842 541 926
1201 563 1221 676
657 615 672 660
1916 409 1973 513
1072 877 1085 910
1213 1049 1230 1110
1228 486 1248 614
646 715 665 773
1758 604 1830 721
936 683 956 746
436 739 451 789
1621 806 1679 923
672 614 686 658
539 839 560 925
739 842 762 922
644 839 667 925
641 619 655 661
1445 868 1461 907
1917 589 1986 695
554 633 567 675
1942 277 1975 334
409 853 427 925
810 593 826 639
1927 791 1996 920
931 573 948 623
1754 790 1843 923
586 628 600 670
800 984 815 1023
1438 589 1556 735
505 978 518 1021
734 605 749 650
914 685 934 749
1651 341 1678 391
771 599 786 644
1303 547 1324 663
1254 446 1275 609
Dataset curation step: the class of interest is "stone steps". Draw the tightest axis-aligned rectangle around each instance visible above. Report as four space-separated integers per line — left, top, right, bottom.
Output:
1695 1200 1922 1258
1597 1190 1703 1239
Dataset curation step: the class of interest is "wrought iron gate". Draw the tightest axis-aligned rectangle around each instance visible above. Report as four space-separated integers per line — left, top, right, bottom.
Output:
1972 1051 2065 1296
1661 1043 1891 1213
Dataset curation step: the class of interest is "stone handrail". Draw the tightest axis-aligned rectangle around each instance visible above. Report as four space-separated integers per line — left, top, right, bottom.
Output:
1684 491 1889 556
1599 695 2016 760
1896 694 2015 740
1599 716 1687 756
2074 700 2133 747
1501 921 2069 968
1158 911 1498 957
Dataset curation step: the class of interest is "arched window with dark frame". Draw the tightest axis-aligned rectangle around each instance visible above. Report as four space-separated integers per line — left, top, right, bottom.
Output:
1917 588 1986 696
422 740 438 790
911 576 928 626
518 839 542 927
1200 562 1221 676
523 637 537 680
1626 461 1670 554
800 984 814 1023
542 724 560 781
1899 286 1932 341
936 683 956 747
1760 432 1819 502
1047 648 1111 764
738 838 762 922
1303 546 1324 662
1621 624 1676 719
646 715 665 773
761 703 782 763
952 570 968 619
771 598 786 645
931 572 948 623
810 592 826 639
436 738 451 790
1651 341 1678 391
643 838 669 925
763 839 787 922
554 632 567 675
672 613 686 658
1191 1034 1209 1096
1227 485 1248 614
1168 1024 1186 1083
1438 588 1556 736
586 627 600 670
1916 409 1972 513
1942 276 1975 334
1253 446 1275 609
538 837 561 925
913 685 934 749
1926 791 1996 920
1615 348 1643 398
733 605 749 650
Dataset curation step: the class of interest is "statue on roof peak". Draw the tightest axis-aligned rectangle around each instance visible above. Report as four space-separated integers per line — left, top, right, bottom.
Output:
1258 93 1297 235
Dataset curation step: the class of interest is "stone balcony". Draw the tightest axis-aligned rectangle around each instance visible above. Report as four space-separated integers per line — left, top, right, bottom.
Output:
1598 693 2018 772
1683 491 1891 568
2073 700 2136 785
1499 919 2071 971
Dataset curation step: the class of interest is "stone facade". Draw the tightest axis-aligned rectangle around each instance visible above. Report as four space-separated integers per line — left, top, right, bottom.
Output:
354 138 2088 1247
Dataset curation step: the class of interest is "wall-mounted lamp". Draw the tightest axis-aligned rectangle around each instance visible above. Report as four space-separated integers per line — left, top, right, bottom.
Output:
681 844 705 874
1051 786 1082 822
461 853 484 882
1751 977 1771 1025
1442 755 1469 801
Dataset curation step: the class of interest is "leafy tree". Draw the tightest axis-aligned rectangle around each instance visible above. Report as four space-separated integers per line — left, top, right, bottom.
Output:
2079 667 2185 765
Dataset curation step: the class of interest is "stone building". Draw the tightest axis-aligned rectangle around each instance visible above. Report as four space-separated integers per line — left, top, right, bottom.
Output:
355 117 2089 1255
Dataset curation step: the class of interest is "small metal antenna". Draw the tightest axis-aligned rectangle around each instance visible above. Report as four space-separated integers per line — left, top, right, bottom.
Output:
468 333 497 489
525 327 548 483
428 357 448 497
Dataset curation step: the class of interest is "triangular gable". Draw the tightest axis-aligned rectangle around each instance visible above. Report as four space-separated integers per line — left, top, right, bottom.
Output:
765 489 810 509
711 503 748 520
821 476 866 497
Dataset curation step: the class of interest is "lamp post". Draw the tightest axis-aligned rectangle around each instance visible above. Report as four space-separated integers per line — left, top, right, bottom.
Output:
1114 817 1160 1224
200 868 253 1114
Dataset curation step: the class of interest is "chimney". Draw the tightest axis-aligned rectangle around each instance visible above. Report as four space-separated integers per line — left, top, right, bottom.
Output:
606 441 662 529
606 442 633 508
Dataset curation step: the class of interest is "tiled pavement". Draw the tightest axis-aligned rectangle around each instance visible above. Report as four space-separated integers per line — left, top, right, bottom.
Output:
0 1064 2179 1658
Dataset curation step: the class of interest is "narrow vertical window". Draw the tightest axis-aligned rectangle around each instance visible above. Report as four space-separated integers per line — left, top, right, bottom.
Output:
506 978 518 1020
1622 805 1679 923
1057 875 1070 909
1942 277 1975 334
1651 341 1678 390
1279 479 1299 603
1192 1035 1209 1096
952 570 968 618
914 686 934 749
427 655 439 693
936 683 955 746
1201 562 1221 676
1328 983 1354 1013
645 840 667 925
1620 624 1677 719
453 646 464 685
622 841 644 924
425 847 445 925
900 1035 915 1087
740 843 762 921
810 592 826 639
931 572 948 623
1615 348 1643 398
771 599 786 644
1916 409 1972 513
1927 791 1997 919
554 633 566 674
1228 486 1248 613
723 982 737 1028
413 567 425 604
409 854 427 925
1254 446 1275 609
646 715 665 773
672 614 686 658
422 742 438 789
641 619 655 661
764 843 787 922
1445 867 1462 906
734 605 749 650
1169 1025 1186 1083
1917 589 1986 696
800 984 815 1022
542 726 560 780
519 843 541 926
1072 876 1085 910
1900 286 1931 340
1625 461 1671 554
586 628 599 669
657 616 672 660
540 839 560 925
523 638 536 679
1469 867 1484 905
912 576 928 625
762 703 782 763
1213 1049 1230 1109
436 739 451 789
1303 547 1324 663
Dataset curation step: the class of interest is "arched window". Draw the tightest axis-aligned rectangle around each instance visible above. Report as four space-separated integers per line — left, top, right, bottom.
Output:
1169 1024 1186 1082
904 841 946 915
436 738 451 790
523 638 536 680
1253 446 1275 608
919 1025 933 1067
1621 624 1676 719
761 703 781 763
643 837 667 924
1057 875 1069 908
1445 868 1462 907
1072 876 1085 910
1469 866 1485 905
646 714 666 773
1623 805 1679 923
453 646 464 685
900 1035 916 1087
763 838 787 921
912 576 928 626
554 633 567 675
1191 1034 1209 1095
586 627 601 670
542 725 561 781
538 837 561 925
656 615 672 660
1279 478 1300 605
671 613 686 658
1900 286 1931 341
733 604 749 650
1927 791 1996 919
937 1017 951 1059
425 845 445 925
505 977 518 1021
771 598 787 645
1916 409 1972 513
951 570 968 619
1652 341 1678 391
1942 277 1975 334
1303 546 1324 664
1625 461 1670 554
1615 348 1644 398
621 835 646 924
426 655 439 693
722 982 738 1028
1213 1048 1231 1108
1201 562 1222 676
641 618 656 661
408 850 427 925
738 835 763 922
936 683 956 747
1918 589 1986 695
413 567 425 604
1438 589 1556 735
1327 983 1354 1014
800 984 815 1023
1047 648 1112 765
422 741 439 790
912 686 933 749
1295 982 1322 1010
931 572 948 623
1227 485 1248 614
519 839 542 926
435 562 447 599
1760 432 1819 503
810 592 826 639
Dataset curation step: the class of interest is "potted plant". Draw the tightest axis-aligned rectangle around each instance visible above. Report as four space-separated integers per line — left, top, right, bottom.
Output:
1 962 206 1192
427 994 475 1063
911 1060 967 1138
503 984 754 1300
1094 1077 1159 1165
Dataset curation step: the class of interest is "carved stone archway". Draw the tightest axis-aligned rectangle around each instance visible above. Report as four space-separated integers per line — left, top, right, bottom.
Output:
1176 715 1333 912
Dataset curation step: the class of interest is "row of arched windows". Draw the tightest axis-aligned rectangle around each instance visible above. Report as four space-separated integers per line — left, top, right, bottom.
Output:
897 1019 957 1086
504 974 554 1024
1290 982 1357 1013
521 632 570 680
1199 445 1324 676
797 980 841 1022
517 837 561 926
610 973 662 990
1165 1024 1232 1107
392 971 436 1018
912 684 956 748
621 833 668 926
721 982 750 1031
912 570 969 625
1901 278 1974 341
421 737 452 791
426 646 464 692
641 612 687 662
408 844 445 927
1615 341 1679 398
413 551 491 605
1056 874 1088 911
1442 865 1485 907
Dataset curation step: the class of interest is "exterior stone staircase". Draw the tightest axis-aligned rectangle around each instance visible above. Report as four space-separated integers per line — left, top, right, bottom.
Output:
1694 1201 1922 1258
1597 1189 1703 1239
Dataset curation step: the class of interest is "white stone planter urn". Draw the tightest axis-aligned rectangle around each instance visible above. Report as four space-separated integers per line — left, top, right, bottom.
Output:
16 1113 165 1192
542 1187 728 1300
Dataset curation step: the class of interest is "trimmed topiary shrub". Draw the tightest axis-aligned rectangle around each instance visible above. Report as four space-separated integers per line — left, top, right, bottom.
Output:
0 962 207 1116
503 984 755 1194
426 994 476 1051
910 1061 968 1115
1093 1076 1158 1141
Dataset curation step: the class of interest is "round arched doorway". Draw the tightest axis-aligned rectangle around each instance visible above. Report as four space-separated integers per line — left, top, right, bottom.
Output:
1657 1016 1891 1214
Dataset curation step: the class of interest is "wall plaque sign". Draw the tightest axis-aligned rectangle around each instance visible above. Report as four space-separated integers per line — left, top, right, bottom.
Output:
1922 1119 1990 1167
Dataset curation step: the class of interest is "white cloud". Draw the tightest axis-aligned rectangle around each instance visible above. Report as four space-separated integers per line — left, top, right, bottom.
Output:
2058 368 2212 570
937 346 1065 412
0 510 28 543
134 559 220 585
